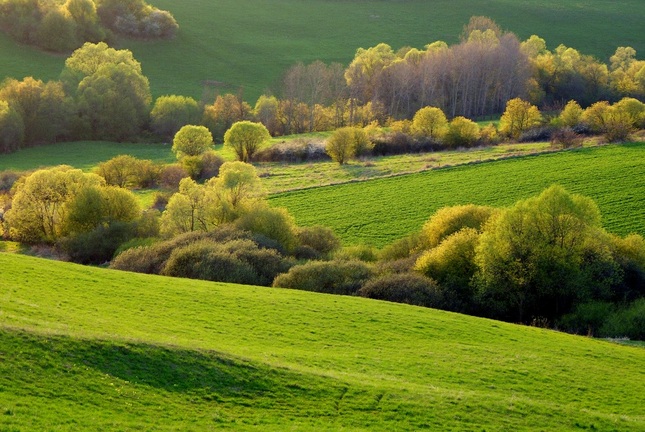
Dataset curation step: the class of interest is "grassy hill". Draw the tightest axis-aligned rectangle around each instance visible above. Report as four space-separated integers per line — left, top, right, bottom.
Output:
1 0 644 102
270 142 645 247
1 252 644 430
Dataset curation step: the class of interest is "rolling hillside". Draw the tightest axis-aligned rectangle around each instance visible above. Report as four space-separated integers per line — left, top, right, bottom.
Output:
1 0 644 101
270 143 645 247
1 252 644 430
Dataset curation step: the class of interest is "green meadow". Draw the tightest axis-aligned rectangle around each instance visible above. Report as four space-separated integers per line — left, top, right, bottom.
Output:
1 0 644 101
1 252 644 430
270 142 645 247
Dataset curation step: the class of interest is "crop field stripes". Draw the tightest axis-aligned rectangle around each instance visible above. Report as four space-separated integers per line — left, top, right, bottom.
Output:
270 143 645 247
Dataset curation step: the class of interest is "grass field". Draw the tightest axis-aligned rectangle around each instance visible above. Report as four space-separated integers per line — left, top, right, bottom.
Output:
1 0 643 102
1 252 644 430
270 142 645 247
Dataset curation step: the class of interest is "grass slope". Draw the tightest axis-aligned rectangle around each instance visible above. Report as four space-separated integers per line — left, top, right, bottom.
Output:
0 141 175 172
1 252 644 430
270 143 645 247
1 0 644 101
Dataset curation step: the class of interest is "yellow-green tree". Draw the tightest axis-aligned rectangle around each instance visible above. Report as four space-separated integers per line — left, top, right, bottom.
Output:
558 100 584 127
499 98 542 138
151 95 200 140
224 121 271 163
172 125 214 159
4 166 104 243
444 116 480 147
325 126 372 165
411 106 448 140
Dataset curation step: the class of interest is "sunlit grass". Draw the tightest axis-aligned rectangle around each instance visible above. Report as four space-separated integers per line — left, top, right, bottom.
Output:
271 142 645 246
1 253 644 430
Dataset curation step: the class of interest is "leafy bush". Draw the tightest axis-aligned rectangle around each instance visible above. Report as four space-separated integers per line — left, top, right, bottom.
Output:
444 116 480 148
61 221 137 265
111 226 291 286
0 170 23 193
334 244 378 262
273 260 373 295
159 164 188 190
198 151 224 181
162 240 260 284
296 225 341 259
235 206 299 253
599 299 645 340
358 273 442 307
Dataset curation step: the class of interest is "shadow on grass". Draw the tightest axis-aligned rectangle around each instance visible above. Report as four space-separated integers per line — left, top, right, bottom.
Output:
2 329 345 404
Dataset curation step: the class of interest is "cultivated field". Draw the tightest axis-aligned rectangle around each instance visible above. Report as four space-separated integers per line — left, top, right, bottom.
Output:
271 143 645 247
1 0 643 101
1 253 644 430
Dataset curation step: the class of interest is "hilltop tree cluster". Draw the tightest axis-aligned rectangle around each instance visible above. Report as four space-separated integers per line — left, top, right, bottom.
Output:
0 0 177 52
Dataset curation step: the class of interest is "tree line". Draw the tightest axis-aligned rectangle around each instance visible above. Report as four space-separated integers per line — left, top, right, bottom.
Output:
0 0 177 52
4 164 642 338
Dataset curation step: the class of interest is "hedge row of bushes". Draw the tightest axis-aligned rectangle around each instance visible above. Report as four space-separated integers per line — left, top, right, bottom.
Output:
0 0 177 52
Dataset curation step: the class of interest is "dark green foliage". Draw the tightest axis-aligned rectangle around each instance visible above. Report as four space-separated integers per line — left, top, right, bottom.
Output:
111 226 292 286
61 221 137 264
295 225 340 259
0 101 24 153
162 240 260 285
273 260 373 295
358 273 442 308
559 299 645 340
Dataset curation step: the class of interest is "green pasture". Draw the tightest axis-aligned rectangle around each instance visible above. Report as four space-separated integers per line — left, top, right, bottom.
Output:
1 252 644 430
1 0 643 102
0 141 175 172
271 143 645 247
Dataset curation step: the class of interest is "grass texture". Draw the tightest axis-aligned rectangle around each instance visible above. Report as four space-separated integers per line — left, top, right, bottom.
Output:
1 0 643 102
270 142 645 247
1 252 644 430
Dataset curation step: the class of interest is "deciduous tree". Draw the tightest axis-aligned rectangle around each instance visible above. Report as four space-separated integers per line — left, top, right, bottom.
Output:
224 121 271 163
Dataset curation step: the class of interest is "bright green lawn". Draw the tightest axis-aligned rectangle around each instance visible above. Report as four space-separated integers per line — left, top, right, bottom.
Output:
1 253 644 430
1 0 643 102
270 142 645 247
0 141 175 172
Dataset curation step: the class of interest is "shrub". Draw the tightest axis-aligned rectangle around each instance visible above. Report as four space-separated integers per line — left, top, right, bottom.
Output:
0 100 24 153
61 221 137 265
256 139 329 163
518 126 554 143
150 95 200 140
198 151 224 181
558 100 584 128
550 127 583 149
95 155 141 188
358 273 442 308
419 204 497 250
379 233 422 261
499 98 542 139
235 206 298 253
599 299 645 340
334 244 378 262
296 225 341 259
0 170 23 193
415 228 480 312
162 240 260 285
159 164 188 189
444 116 480 148
558 301 615 336
273 260 373 295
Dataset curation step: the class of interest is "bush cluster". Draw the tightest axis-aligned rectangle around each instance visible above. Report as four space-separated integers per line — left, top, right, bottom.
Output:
0 0 177 53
